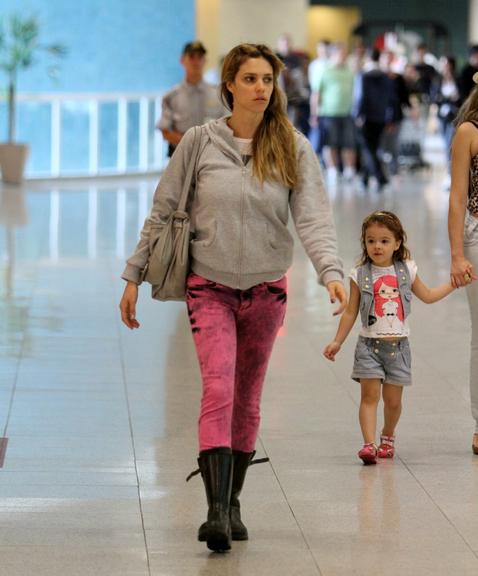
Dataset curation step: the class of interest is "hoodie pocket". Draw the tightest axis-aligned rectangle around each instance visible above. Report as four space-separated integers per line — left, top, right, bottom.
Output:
191 220 217 248
266 222 291 251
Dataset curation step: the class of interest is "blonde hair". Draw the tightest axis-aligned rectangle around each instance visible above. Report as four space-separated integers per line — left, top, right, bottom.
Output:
359 211 411 265
220 43 297 187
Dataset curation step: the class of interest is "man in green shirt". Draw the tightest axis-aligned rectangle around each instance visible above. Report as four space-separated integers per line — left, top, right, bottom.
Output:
315 43 356 184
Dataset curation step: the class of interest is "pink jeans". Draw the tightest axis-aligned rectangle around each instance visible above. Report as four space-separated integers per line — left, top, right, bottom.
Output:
186 272 287 452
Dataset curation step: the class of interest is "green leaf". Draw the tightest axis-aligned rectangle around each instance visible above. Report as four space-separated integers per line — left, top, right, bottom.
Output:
0 13 67 142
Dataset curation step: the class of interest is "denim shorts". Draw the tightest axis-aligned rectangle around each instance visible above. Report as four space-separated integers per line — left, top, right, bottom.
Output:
351 336 412 386
321 116 356 148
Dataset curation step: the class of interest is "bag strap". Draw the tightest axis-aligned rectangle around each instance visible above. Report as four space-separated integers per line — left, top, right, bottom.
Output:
176 126 202 212
185 456 270 482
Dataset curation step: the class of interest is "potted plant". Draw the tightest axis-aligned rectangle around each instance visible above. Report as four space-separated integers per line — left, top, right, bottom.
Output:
0 14 66 183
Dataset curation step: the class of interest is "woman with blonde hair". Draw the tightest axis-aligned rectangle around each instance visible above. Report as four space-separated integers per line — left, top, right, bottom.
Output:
448 71 478 453
119 43 346 551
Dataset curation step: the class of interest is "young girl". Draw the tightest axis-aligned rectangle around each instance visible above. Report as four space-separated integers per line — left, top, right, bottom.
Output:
324 210 458 464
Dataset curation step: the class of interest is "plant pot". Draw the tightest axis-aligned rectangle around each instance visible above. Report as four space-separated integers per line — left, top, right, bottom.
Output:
0 143 29 184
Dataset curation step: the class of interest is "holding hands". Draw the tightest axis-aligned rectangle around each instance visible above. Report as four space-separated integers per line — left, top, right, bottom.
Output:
450 257 477 288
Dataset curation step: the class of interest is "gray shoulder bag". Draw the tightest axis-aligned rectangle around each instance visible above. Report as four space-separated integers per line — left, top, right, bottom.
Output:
143 126 201 301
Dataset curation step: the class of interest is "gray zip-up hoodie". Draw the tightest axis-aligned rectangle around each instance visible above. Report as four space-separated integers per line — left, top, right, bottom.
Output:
122 116 343 289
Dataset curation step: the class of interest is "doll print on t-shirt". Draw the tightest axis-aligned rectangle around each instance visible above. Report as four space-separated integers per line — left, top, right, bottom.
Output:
372 274 404 335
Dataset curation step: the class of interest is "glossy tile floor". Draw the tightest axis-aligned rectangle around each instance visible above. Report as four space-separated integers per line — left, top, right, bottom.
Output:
1 146 478 575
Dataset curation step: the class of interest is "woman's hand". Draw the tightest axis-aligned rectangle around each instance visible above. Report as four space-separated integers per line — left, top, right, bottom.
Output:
327 281 347 316
450 256 476 288
323 340 341 361
119 282 140 329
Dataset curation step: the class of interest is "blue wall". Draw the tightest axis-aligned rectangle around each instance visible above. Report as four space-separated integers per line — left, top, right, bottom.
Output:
0 0 196 92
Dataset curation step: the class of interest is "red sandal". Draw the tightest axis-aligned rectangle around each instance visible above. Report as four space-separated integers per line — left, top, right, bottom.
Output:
378 435 395 459
358 443 378 465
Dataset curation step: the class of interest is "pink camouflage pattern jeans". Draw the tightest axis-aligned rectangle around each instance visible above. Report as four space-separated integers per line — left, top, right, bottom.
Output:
186 272 287 452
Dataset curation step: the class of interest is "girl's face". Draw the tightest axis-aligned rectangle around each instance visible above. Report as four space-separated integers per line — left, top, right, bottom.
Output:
226 57 274 115
364 222 401 267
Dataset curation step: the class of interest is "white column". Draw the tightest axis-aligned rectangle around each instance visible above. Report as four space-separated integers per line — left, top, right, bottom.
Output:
154 97 164 168
139 97 149 172
470 0 478 43
117 99 128 173
89 100 99 175
50 100 61 177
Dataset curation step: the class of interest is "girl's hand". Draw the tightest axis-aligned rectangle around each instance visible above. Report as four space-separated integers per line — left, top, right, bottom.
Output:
327 281 347 316
450 257 476 288
119 282 140 329
323 341 341 361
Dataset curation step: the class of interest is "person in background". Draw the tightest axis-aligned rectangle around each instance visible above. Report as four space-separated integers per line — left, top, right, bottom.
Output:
353 48 394 191
413 43 438 104
157 41 225 157
432 55 461 189
458 45 478 101
276 33 310 135
315 43 356 185
348 41 367 75
380 50 410 180
309 39 331 159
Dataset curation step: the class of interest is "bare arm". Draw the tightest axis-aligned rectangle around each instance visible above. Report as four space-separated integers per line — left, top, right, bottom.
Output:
411 274 455 304
448 123 477 287
323 279 360 361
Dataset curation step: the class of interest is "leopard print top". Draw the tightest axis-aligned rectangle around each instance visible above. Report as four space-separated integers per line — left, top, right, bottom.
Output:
469 121 478 214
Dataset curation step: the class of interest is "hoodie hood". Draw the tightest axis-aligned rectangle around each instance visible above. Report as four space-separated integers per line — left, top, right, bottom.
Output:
205 116 249 164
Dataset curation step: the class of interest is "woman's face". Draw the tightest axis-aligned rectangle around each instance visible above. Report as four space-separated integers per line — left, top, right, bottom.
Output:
226 57 274 114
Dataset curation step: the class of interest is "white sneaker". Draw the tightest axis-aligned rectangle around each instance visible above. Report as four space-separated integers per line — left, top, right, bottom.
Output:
343 166 356 181
326 167 338 186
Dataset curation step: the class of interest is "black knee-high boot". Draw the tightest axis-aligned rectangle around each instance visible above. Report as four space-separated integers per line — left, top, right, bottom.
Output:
230 450 255 540
230 451 269 540
196 447 233 551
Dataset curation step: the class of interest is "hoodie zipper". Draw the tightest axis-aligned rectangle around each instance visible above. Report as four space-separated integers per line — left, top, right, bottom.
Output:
237 166 246 287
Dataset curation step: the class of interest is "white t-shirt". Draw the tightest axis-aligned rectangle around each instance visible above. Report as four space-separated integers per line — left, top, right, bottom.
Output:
350 260 417 338
233 136 252 156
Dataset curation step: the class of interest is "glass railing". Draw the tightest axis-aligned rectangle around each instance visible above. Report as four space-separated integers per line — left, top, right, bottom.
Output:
0 92 169 178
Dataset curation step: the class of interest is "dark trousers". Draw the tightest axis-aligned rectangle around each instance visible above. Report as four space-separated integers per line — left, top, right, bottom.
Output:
360 121 387 185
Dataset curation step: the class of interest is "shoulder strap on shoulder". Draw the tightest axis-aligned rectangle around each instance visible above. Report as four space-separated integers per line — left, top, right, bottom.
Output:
177 127 201 212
